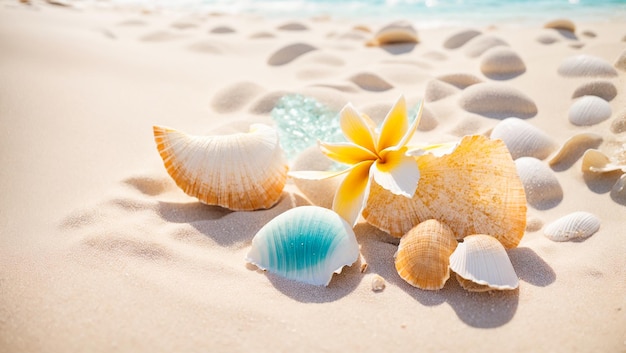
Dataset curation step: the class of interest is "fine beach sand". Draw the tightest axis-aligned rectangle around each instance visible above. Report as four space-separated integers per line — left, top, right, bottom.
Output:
1 2 625 352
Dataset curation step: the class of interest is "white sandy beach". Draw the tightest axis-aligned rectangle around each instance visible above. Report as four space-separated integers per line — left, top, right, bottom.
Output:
1 2 625 352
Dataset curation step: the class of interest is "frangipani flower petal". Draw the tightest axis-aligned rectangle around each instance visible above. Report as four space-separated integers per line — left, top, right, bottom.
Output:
319 141 378 165
288 169 349 180
333 160 374 226
340 104 377 153
377 96 408 151
396 100 423 148
406 141 459 157
372 148 420 197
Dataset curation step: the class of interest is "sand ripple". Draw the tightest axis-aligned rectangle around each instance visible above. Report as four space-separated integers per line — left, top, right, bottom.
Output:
268 43 317 66
425 79 459 102
211 81 265 113
443 29 481 49
464 35 508 58
348 72 393 92
572 81 617 101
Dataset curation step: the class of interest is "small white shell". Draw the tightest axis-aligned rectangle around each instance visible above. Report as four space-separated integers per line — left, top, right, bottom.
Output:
558 55 618 78
569 96 612 126
246 206 359 286
153 124 288 210
544 212 600 242
449 234 519 291
491 117 556 160
515 157 563 209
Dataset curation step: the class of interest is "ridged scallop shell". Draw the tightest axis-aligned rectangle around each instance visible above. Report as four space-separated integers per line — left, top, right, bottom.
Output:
153 124 288 210
544 212 600 242
394 220 458 290
515 157 563 210
490 117 556 160
366 21 418 46
246 206 359 286
363 135 527 249
569 96 612 126
449 234 519 292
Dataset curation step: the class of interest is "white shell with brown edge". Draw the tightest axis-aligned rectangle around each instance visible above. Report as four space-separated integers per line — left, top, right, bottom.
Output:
449 234 519 291
153 124 288 210
394 220 458 290
363 135 527 249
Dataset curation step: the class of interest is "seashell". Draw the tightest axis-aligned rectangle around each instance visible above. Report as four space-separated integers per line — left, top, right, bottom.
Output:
443 29 481 49
581 149 626 173
246 206 359 286
568 96 612 126
153 124 288 211
543 18 576 32
480 47 526 80
366 21 419 46
371 274 386 292
464 35 508 58
459 82 537 119
291 146 341 209
449 234 519 291
394 220 458 290
557 55 618 77
549 133 603 168
363 135 527 249
544 212 600 242
572 80 617 102
490 117 556 160
515 157 563 210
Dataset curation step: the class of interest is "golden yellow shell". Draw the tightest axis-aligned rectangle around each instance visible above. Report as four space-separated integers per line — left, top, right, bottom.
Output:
394 220 458 290
363 135 527 248
153 124 288 210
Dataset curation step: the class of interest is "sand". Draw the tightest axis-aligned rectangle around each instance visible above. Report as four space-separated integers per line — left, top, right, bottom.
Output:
1 2 625 352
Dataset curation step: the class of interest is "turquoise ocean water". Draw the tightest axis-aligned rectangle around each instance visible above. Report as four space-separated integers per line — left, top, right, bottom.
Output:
109 0 626 26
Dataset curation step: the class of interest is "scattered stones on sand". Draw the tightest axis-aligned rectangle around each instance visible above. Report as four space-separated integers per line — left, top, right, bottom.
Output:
424 79 459 102
249 31 276 39
480 47 526 79
464 35 508 58
515 157 563 210
459 82 537 119
491 118 556 160
210 81 265 113
572 81 617 101
348 72 393 92
366 21 419 46
277 22 309 31
568 95 612 126
558 54 618 77
543 18 576 33
436 73 482 89
544 212 600 242
443 28 481 49
536 33 560 45
267 43 317 66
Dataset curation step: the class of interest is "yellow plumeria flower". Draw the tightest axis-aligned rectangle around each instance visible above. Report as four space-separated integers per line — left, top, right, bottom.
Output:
289 96 423 226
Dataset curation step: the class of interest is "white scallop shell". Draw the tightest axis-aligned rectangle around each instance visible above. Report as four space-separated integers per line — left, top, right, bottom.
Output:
153 123 288 211
449 234 519 291
515 157 563 209
491 117 556 160
569 96 612 126
544 212 600 242
558 55 618 78
246 206 359 286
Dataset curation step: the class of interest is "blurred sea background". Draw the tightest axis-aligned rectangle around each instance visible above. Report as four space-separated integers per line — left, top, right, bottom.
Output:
98 0 626 27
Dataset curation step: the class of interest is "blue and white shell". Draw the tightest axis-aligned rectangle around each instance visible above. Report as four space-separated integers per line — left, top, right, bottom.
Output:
246 206 359 286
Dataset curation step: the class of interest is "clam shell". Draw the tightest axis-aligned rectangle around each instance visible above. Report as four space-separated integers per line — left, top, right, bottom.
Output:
544 212 600 242
549 133 603 168
569 96 612 126
581 149 626 173
515 157 563 210
490 117 556 160
395 220 458 290
449 234 519 291
246 206 359 286
363 135 527 249
153 124 288 211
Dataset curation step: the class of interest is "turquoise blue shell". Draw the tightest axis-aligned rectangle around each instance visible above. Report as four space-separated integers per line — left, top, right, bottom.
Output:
246 206 359 286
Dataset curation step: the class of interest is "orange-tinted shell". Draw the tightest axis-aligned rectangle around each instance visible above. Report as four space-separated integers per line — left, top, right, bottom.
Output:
153 124 288 210
363 135 526 248
394 219 458 290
